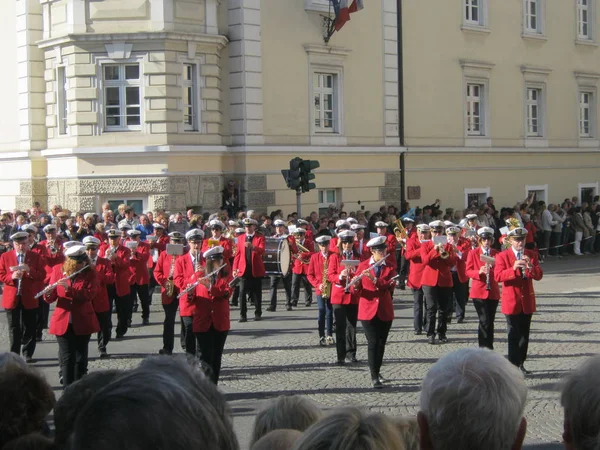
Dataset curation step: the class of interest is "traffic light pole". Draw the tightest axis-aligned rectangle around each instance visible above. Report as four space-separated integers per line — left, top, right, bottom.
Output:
296 188 302 217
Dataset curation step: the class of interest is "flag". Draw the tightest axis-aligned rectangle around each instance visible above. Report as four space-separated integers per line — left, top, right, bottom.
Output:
334 0 364 31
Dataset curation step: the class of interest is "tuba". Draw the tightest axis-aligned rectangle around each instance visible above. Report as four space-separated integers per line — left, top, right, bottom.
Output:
393 219 408 242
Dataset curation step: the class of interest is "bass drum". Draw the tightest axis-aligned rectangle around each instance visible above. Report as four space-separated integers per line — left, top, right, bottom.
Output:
263 237 291 277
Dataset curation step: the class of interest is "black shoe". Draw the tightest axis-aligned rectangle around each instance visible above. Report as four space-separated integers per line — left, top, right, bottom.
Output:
286 305 293 311
99 351 109 359
336 359 345 366
266 306 276 312
158 349 172 355
446 317 452 324
519 365 532 375
231 302 238 307
457 317 464 324
319 337 326 347
346 354 358 363
127 319 132 327
305 302 312 307
414 330 422 335
439 334 448 343
142 318 150 325
428 335 436 345
132 304 139 312
292 301 298 307
59 375 64 385
25 356 34 364
238 317 247 323
115 333 124 339
36 335 43 342
254 315 262 321
398 281 406 290
372 378 383 389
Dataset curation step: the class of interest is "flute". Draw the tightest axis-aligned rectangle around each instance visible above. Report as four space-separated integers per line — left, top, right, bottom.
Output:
177 263 227 299
344 257 386 293
35 265 89 299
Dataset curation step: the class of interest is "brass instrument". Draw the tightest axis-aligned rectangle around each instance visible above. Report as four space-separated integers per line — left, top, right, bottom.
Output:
207 238 220 248
393 219 408 243
436 244 450 259
191 250 203 274
105 244 118 260
321 254 331 298
294 241 311 265
126 241 138 260
48 238 58 255
35 264 89 299
296 242 310 253
165 254 177 297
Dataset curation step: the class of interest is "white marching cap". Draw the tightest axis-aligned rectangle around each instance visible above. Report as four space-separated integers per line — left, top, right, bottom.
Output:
466 214 478 220
507 227 528 237
292 227 306 234
84 213 95 220
203 245 224 260
168 231 184 240
243 218 258 226
10 231 28 240
429 220 445 228
152 223 165 230
445 226 461 235
63 240 81 249
297 219 309 225
346 217 358 224
127 229 141 236
186 229 205 241
22 224 38 234
337 230 356 240
273 219 286 227
82 236 101 246
209 219 225 229
350 224 366 231
444 220 457 227
402 217 415 223
234 228 245 235
315 235 332 244
43 224 57 233
375 221 388 228
417 224 431 232
477 227 494 236
366 235 387 248
335 219 349 228
64 244 86 258
118 221 132 230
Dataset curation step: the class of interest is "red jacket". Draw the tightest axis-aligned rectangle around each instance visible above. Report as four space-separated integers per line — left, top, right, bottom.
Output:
29 243 50 288
466 247 500 301
127 240 150 285
45 265 100 336
353 258 396 322
0 250 46 310
233 233 266 277
329 237 339 255
174 251 205 317
353 238 370 261
383 233 398 268
420 241 458 288
201 236 233 263
91 257 115 313
307 251 332 296
193 272 233 332
154 251 182 305
452 238 471 284
524 222 537 244
39 238 66 273
293 239 314 275
404 239 426 289
98 244 131 297
327 252 359 305
149 234 170 254
494 248 543 315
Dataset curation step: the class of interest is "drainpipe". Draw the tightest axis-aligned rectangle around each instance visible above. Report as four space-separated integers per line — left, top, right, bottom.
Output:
397 0 406 207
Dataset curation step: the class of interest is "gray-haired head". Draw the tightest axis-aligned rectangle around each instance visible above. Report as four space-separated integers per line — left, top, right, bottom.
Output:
418 348 527 450
67 355 238 450
290 406 404 450
0 352 28 371
251 395 321 446
561 354 600 450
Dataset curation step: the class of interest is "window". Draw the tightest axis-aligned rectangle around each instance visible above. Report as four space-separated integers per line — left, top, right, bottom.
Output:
183 63 198 131
464 188 490 209
579 91 594 137
103 64 141 131
465 0 481 25
313 73 336 133
579 183 598 204
526 87 543 137
578 0 592 40
107 198 145 216
318 189 339 215
56 67 68 135
524 0 542 34
525 185 548 203
466 83 484 135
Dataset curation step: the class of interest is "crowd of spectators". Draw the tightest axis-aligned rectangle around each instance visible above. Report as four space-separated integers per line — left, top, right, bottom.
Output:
1 349 599 450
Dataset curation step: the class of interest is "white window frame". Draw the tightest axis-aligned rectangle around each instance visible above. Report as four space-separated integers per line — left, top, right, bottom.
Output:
182 63 199 132
464 187 490 209
577 0 594 41
578 182 599 203
463 0 488 29
313 72 337 134
104 197 148 216
525 86 543 137
100 61 143 132
579 90 595 138
465 82 485 136
525 184 548 204
318 188 340 214
523 0 544 35
460 60 493 146
575 72 600 146
56 66 69 136
304 0 334 14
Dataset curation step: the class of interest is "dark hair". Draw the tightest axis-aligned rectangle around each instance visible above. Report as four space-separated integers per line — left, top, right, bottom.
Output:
2 433 55 450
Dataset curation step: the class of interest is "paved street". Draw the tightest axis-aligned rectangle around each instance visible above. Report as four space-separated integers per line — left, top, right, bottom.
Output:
1 255 599 449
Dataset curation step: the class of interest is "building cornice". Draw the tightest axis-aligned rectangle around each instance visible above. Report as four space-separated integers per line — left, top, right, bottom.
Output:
459 59 495 71
520 65 552 76
303 44 352 58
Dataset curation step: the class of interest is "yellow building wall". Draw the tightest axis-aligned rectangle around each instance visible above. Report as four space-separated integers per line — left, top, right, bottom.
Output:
0 0 20 152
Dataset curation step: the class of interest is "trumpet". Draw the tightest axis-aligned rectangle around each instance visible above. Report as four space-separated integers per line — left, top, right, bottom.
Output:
393 219 408 244
48 239 58 255
435 243 450 259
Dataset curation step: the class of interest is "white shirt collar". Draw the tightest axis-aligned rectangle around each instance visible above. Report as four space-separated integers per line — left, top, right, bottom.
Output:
369 256 386 266
511 247 522 258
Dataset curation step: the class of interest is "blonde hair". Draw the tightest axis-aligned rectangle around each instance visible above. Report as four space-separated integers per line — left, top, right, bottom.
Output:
392 416 419 450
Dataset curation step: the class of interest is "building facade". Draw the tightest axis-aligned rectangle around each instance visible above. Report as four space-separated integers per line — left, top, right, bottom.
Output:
0 0 598 216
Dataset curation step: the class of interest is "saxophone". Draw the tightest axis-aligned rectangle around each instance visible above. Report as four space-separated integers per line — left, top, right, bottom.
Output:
48 238 58 255
321 254 331 298
165 254 177 297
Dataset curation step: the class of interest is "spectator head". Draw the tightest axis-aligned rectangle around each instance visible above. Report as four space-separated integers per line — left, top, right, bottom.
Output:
487 196 494 205
251 395 321 446
101 202 110 212
251 429 302 450
572 196 579 204
2 433 55 450
291 407 404 450
139 214 149 226
187 209 194 221
67 355 238 450
392 416 420 450
561 355 600 450
54 370 124 449
418 348 527 450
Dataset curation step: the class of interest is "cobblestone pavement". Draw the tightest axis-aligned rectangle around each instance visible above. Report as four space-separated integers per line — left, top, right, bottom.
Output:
1 255 599 449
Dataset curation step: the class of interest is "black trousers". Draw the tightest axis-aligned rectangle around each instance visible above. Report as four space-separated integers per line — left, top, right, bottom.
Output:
96 310 112 353
180 315 197 357
108 284 131 336
472 299 499 350
451 272 469 320
130 284 150 320
361 316 392 379
422 285 451 337
269 273 292 309
148 268 158 301
412 288 425 332
239 274 262 318
162 300 179 353
57 324 91 387
291 273 312 306
6 302 37 358
505 312 533 367
333 304 358 361
195 326 228 385
398 255 409 283
36 297 50 338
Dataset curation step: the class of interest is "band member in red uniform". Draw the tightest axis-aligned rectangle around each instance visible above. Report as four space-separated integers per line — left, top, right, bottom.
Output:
396 217 416 290
466 227 500 350
446 226 471 323
229 227 245 307
194 246 232 384
23 224 50 342
267 219 296 312
126 229 151 325
351 224 370 261
40 224 66 336
375 221 398 268
46 245 99 386
353 236 396 389
233 218 266 322
290 227 314 309
494 227 543 375
405 224 431 335
149 223 169 254
202 220 233 262
174 228 205 356
0 232 45 362
465 214 480 233
99 229 131 338
83 236 115 358
308 235 334 347
420 220 458 345
328 220 350 254
297 219 314 244
328 230 360 364
154 232 185 355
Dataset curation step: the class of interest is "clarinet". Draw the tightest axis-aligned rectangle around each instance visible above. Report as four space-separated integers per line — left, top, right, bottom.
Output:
486 267 491 291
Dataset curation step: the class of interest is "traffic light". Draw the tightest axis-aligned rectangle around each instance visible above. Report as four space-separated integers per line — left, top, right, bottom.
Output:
281 157 303 190
300 160 320 193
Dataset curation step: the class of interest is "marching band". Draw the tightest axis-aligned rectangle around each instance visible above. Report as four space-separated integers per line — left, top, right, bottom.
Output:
0 209 544 388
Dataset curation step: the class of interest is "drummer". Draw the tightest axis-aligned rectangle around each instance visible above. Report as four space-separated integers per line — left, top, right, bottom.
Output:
290 228 314 308
266 220 296 312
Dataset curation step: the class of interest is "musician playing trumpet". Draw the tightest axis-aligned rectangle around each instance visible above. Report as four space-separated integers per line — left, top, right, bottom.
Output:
23 224 50 343
126 229 151 326
352 236 397 389
45 244 99 386
465 227 500 350
0 231 45 362
201 219 233 262
174 228 205 357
